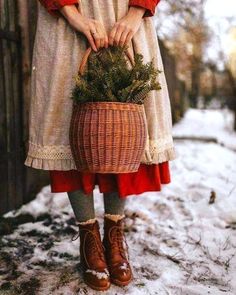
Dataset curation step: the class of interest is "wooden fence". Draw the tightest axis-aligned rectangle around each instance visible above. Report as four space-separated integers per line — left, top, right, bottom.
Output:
0 0 49 216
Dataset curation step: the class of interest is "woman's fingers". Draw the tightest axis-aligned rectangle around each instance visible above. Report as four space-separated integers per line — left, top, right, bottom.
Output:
108 26 116 46
112 24 124 46
119 28 130 47
101 24 109 48
73 18 107 51
97 25 105 48
108 10 144 47
94 32 101 49
105 35 109 48
84 30 98 52
68 14 108 51
101 26 109 48
124 30 133 46
109 23 134 47
100 24 109 48
89 21 108 50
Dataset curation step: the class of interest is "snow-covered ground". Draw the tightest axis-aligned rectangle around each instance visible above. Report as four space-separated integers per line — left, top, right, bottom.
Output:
1 108 236 295
173 108 236 151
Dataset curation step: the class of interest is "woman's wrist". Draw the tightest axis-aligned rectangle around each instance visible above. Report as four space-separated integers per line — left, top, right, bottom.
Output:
59 4 81 24
127 6 146 19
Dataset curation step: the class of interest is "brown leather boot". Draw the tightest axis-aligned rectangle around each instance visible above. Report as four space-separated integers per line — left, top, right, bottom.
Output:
71 219 111 291
102 215 133 286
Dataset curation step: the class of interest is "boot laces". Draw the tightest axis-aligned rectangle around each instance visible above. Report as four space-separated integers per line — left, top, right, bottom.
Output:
109 225 130 261
72 227 106 264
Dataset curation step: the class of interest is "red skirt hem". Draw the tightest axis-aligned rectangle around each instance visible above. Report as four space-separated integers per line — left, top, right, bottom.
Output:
49 162 171 198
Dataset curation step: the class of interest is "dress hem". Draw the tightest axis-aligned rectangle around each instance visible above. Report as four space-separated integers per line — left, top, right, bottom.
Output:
24 146 177 171
50 182 171 197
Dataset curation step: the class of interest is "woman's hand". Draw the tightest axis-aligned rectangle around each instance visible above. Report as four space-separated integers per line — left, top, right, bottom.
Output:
108 6 146 47
59 5 108 52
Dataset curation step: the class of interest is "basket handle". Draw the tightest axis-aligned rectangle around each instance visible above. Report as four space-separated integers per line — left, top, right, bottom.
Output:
78 46 135 75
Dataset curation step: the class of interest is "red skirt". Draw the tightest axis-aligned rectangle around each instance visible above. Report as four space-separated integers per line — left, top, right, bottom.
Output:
49 162 171 198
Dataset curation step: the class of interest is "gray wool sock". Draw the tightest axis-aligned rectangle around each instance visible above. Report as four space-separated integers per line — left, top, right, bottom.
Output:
103 191 126 216
67 189 96 222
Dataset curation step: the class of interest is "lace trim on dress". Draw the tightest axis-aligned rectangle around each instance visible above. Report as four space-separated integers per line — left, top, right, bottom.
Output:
24 139 177 170
27 141 73 159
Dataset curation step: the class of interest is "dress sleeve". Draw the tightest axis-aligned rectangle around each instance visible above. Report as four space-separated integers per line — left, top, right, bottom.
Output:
128 0 161 17
38 0 78 18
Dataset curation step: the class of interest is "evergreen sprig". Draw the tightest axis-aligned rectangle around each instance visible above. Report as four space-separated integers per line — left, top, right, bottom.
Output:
71 45 162 105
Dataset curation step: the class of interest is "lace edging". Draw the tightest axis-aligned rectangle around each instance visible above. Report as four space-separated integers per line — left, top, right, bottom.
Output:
140 146 177 164
24 155 77 170
24 141 177 170
27 141 73 160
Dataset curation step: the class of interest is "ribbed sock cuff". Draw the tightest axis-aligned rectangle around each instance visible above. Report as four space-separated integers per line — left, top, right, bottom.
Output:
76 217 97 225
104 213 125 222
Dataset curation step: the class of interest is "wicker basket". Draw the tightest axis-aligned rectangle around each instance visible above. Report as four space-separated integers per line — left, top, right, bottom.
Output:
69 47 147 173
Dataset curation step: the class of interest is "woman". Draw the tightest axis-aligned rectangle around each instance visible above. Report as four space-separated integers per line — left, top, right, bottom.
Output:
25 0 176 291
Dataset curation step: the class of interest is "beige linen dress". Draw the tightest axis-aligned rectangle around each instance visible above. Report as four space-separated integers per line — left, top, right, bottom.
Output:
24 0 177 171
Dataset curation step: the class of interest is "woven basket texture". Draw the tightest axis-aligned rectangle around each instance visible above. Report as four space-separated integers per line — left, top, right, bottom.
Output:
69 101 147 173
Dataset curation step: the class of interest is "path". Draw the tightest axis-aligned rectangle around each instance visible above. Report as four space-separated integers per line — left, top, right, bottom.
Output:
1 108 236 295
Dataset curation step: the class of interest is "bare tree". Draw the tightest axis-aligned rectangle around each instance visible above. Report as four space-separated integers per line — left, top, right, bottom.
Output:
155 0 210 107
212 21 236 130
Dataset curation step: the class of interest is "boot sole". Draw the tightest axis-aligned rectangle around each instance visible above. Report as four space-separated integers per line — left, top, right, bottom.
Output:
110 275 133 287
84 279 111 291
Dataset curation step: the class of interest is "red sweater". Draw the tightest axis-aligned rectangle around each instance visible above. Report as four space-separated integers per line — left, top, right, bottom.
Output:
39 0 161 18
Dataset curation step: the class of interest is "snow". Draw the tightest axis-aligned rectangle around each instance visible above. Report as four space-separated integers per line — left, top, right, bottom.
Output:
120 262 128 270
85 268 109 280
1 108 236 294
173 108 236 151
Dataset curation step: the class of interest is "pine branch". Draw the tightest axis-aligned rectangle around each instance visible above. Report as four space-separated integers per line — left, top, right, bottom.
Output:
71 45 162 104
